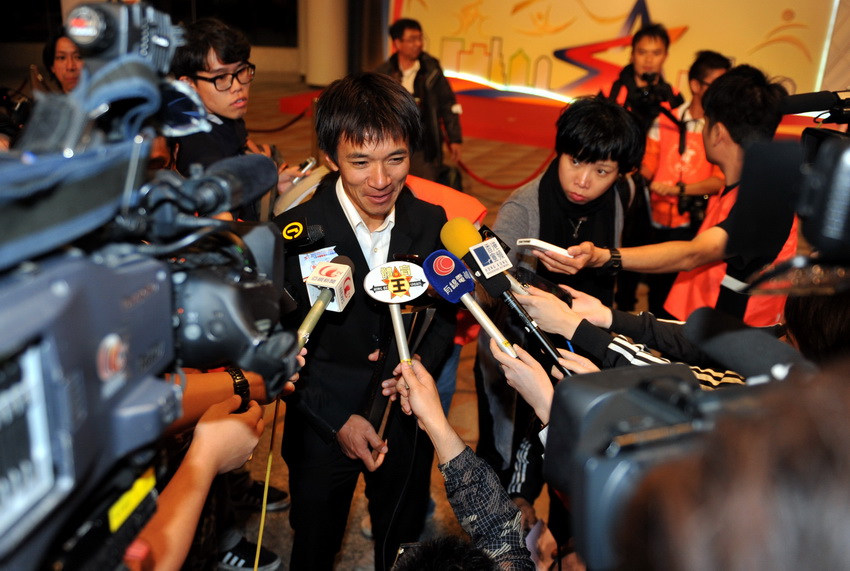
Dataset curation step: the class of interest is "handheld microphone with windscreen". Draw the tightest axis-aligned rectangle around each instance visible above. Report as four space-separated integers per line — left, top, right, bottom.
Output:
441 217 571 378
298 255 355 349
423 249 518 358
363 260 431 452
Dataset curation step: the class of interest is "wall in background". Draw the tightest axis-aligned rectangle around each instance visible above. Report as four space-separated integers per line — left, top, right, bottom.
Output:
387 0 843 98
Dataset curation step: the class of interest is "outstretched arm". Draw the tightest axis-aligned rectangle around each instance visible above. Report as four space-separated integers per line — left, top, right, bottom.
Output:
397 360 533 569
134 396 264 570
534 225 728 275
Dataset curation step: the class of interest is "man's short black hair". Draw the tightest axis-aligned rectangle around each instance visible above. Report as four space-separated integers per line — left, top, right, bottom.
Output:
702 64 787 148
632 23 670 51
391 536 498 571
555 95 645 174
170 18 251 79
315 72 422 163
688 50 732 83
389 18 422 41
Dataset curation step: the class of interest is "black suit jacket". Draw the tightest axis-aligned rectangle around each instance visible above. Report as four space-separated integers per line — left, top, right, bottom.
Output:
273 173 454 439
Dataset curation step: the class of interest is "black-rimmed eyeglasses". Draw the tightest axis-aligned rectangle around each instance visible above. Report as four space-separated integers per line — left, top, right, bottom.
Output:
193 63 256 91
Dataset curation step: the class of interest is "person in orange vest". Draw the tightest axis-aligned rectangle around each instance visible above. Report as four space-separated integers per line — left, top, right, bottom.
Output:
640 50 731 318
545 65 797 327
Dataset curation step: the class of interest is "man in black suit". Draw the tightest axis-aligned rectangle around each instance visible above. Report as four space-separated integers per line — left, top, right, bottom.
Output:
273 72 454 571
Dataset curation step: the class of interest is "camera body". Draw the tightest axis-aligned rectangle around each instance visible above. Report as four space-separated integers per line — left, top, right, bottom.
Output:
0 3 297 568
544 365 770 571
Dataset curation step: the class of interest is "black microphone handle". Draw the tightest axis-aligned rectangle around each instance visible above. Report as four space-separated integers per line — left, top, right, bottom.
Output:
500 290 572 380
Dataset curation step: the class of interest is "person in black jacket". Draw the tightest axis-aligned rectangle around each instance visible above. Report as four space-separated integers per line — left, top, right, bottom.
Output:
273 72 455 571
376 18 463 184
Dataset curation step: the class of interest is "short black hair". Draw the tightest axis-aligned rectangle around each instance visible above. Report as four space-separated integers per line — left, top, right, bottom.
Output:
688 50 732 83
315 72 422 163
555 95 645 174
784 291 850 365
391 536 498 571
702 64 787 148
389 18 422 41
632 23 670 51
170 18 251 79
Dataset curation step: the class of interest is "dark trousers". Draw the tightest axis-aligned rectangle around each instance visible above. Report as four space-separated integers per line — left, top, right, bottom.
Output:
282 407 433 571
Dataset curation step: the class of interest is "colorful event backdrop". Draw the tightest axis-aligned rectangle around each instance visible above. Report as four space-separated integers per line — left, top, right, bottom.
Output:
379 0 839 145
388 0 836 99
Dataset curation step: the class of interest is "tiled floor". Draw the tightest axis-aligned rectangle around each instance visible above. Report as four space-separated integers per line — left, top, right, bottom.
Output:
239 74 561 570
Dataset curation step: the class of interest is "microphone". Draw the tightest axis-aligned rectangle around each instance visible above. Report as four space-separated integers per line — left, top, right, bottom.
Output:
441 217 526 294
681 307 816 381
363 260 431 364
423 250 518 358
779 90 850 116
298 255 356 349
278 217 325 253
364 259 431 453
440 218 571 378
192 154 279 215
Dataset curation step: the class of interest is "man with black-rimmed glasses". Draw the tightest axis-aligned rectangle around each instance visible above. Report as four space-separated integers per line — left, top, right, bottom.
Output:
165 17 294 571
169 17 303 222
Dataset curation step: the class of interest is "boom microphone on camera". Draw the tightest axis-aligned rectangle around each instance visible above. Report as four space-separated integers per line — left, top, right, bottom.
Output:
193 154 279 215
779 90 850 117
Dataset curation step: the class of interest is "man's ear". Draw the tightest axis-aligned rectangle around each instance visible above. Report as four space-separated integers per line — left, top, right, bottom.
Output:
712 121 731 145
324 153 339 172
689 78 701 97
178 75 194 88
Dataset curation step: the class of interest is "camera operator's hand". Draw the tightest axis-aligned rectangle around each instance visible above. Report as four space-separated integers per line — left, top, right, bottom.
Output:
133 395 262 570
336 414 388 471
192 395 264 473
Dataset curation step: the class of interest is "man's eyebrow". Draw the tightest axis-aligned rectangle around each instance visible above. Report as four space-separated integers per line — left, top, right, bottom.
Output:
202 62 247 75
343 147 409 160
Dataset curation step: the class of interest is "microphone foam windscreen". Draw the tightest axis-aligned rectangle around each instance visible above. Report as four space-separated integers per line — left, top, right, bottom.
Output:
205 154 279 207
330 254 355 273
441 217 482 258
423 250 475 304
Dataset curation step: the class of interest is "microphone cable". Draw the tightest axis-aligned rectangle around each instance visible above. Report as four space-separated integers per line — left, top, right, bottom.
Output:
380 418 420 571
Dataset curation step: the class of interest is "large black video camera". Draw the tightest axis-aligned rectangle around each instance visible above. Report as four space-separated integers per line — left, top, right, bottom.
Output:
0 3 297 569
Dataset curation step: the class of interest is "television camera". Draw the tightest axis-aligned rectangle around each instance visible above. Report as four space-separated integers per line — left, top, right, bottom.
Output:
542 89 850 570
0 3 298 569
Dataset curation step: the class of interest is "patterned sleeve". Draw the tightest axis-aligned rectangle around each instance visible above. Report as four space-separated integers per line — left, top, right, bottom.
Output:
440 447 535 570
572 319 746 390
